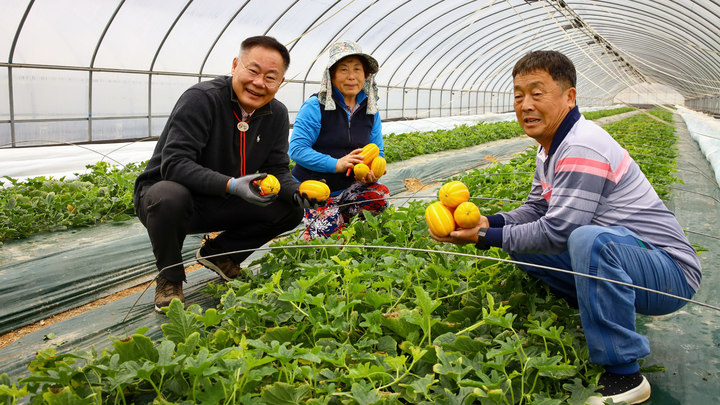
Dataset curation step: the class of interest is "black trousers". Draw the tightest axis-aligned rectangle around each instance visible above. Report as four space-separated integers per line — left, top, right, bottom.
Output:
135 180 303 283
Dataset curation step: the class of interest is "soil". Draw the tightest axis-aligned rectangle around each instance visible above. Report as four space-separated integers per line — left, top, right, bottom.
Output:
404 177 438 192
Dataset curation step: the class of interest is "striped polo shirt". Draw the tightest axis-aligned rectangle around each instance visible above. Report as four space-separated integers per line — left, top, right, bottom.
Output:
490 106 701 291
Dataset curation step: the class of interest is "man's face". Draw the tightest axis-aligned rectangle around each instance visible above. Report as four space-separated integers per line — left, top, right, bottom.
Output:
231 46 285 112
513 69 576 148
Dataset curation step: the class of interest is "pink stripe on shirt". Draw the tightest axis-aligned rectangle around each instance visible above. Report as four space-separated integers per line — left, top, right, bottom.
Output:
541 180 552 202
555 150 632 183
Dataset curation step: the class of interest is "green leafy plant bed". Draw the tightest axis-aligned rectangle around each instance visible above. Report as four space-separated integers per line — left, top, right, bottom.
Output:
581 107 635 121
2 208 603 404
601 109 679 199
0 108 681 403
0 161 144 246
382 121 524 163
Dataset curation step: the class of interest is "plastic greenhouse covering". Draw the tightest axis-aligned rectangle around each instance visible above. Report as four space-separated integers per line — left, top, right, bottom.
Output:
1 0 720 404
3 0 719 147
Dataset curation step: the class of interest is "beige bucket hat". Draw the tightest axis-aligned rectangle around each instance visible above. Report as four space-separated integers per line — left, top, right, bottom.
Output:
317 39 379 114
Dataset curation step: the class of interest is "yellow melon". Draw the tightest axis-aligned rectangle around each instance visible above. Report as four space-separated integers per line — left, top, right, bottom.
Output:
360 143 380 165
354 163 370 178
438 181 469 208
298 180 330 201
425 201 456 237
453 201 481 228
370 156 386 178
259 174 280 195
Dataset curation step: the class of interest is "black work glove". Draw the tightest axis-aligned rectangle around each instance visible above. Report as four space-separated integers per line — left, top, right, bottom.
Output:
292 190 323 209
227 173 278 207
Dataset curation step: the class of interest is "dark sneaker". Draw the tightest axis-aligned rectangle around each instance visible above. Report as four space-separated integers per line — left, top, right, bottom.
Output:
588 372 651 404
154 276 184 313
195 246 244 281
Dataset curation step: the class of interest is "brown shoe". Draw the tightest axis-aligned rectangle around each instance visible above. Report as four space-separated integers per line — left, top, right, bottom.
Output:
154 276 184 313
196 247 244 281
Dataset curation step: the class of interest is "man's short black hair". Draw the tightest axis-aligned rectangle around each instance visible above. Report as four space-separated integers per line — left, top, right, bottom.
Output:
512 50 576 89
241 36 290 72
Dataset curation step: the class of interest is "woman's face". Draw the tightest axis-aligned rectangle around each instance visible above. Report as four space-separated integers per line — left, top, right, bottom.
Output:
331 56 366 100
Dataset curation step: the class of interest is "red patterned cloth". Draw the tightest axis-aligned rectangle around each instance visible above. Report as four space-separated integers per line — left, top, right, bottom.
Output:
302 181 389 240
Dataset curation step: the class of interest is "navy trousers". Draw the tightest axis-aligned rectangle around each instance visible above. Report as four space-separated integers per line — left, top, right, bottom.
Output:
511 225 695 374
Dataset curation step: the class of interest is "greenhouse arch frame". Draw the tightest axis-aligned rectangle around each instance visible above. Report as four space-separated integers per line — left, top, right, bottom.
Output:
1 0 719 148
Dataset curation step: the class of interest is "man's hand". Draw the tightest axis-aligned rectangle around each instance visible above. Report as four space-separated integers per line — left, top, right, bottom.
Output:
227 173 278 207
428 215 490 245
429 225 480 245
293 190 324 209
336 148 364 174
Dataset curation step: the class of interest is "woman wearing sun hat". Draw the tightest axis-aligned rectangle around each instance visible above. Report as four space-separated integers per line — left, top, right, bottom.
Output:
289 39 389 240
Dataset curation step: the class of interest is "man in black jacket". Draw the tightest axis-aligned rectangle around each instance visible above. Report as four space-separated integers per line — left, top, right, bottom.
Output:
134 36 318 313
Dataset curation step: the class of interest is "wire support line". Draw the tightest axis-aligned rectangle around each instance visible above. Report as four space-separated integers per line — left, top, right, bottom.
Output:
680 158 720 187
293 192 524 241
628 152 676 161
672 187 720 205
330 195 528 205
684 229 720 241
292 192 527 242
613 124 720 143
307 186 720 212
122 242 720 323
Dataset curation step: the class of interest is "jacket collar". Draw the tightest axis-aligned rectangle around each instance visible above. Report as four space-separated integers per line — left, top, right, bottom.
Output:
547 105 581 156
331 85 367 110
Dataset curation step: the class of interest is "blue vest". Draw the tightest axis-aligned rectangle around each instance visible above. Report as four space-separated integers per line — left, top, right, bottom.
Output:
292 94 375 192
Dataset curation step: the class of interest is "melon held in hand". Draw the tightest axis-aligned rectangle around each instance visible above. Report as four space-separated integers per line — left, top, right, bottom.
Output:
370 156 386 178
298 180 331 201
438 181 469 208
425 201 456 237
360 143 380 165
453 201 481 228
354 163 370 178
259 174 280 195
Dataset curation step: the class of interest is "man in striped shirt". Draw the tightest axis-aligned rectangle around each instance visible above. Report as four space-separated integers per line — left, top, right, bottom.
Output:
431 50 701 404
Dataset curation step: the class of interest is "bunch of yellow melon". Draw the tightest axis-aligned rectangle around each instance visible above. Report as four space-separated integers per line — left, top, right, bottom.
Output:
353 143 386 180
425 181 481 237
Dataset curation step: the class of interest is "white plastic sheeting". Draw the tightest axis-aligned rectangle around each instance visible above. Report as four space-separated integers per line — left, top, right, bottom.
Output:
0 141 154 184
677 106 720 187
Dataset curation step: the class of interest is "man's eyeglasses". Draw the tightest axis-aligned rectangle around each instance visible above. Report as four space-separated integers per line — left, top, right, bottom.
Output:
238 60 282 89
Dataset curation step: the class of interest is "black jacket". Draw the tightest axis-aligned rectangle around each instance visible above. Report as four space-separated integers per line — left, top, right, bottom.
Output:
134 76 298 204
